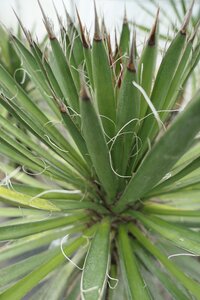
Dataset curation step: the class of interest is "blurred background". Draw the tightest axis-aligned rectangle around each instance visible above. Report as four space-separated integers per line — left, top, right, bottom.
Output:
0 0 195 40
0 0 155 33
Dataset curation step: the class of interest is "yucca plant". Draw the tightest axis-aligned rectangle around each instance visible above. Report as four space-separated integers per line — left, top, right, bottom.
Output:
0 1 200 299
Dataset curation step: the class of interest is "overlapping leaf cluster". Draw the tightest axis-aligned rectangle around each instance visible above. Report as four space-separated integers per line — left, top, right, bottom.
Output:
0 1 200 299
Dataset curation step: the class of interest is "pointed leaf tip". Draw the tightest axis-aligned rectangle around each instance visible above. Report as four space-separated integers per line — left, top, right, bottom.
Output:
128 32 137 72
101 17 108 40
80 75 90 101
37 0 55 39
180 0 195 34
52 1 65 32
12 8 33 44
62 0 74 28
123 5 128 24
94 1 102 41
76 7 89 48
148 8 159 46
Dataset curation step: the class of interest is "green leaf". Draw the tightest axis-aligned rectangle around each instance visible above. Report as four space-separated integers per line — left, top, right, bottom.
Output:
0 226 95 300
138 10 158 119
129 224 200 299
0 225 85 263
119 17 130 55
31 41 64 101
131 212 200 255
49 36 79 112
113 42 140 177
117 225 151 300
150 155 200 194
12 35 59 116
0 213 87 240
0 247 58 288
0 186 59 212
138 28 187 156
50 199 108 214
143 203 200 217
80 84 117 202
92 10 116 137
0 207 44 218
115 90 200 212
81 218 110 300
134 242 189 300
60 106 91 167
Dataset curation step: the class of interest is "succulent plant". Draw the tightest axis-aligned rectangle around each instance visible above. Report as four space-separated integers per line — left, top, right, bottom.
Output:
0 1 200 299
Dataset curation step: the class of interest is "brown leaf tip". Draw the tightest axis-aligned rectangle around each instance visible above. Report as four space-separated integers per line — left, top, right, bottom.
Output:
101 17 108 40
80 72 91 101
114 28 119 52
80 85 90 101
59 102 67 113
127 32 137 72
123 6 128 24
53 1 66 33
94 1 102 41
62 0 74 29
180 0 195 35
12 9 33 44
76 7 89 48
37 0 55 39
148 8 159 46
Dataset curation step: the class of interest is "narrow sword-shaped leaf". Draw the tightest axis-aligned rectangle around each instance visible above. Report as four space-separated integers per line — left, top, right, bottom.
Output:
0 225 85 263
143 203 200 217
49 36 80 112
32 41 64 100
119 9 130 55
134 242 189 300
0 207 44 218
146 25 200 147
11 34 59 116
137 7 193 159
131 212 200 255
76 8 94 88
63 2 84 67
60 103 91 167
0 247 59 288
0 213 87 241
92 5 116 137
0 93 89 178
0 186 59 212
117 225 150 300
112 35 140 178
150 155 200 194
0 65 83 163
38 0 79 112
81 218 110 300
80 83 117 202
53 3 80 92
0 225 95 300
138 9 159 119
0 136 83 185
50 199 108 214
115 90 200 212
0 113 79 178
129 224 200 300
161 25 198 121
